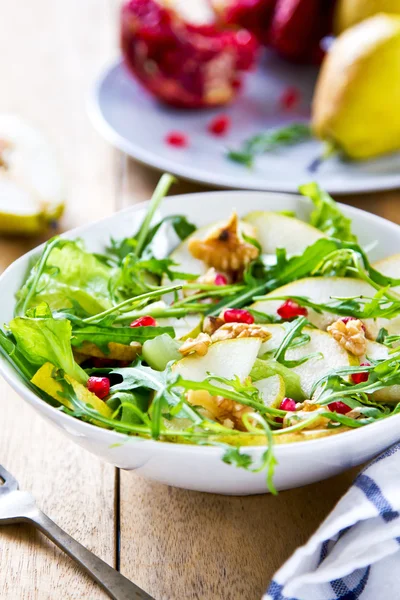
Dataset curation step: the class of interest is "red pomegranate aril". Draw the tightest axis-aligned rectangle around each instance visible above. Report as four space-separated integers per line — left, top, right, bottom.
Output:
87 376 110 400
280 398 297 411
351 362 370 385
130 315 157 328
328 401 351 415
165 131 188 148
215 273 228 286
223 308 254 324
280 86 301 110
340 316 366 332
277 299 308 320
208 115 231 136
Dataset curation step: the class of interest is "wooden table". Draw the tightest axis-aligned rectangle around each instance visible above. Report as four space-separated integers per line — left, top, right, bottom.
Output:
0 2 399 599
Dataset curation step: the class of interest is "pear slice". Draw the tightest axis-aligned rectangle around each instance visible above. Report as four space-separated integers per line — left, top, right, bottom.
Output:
254 375 285 408
251 276 400 340
0 114 64 235
243 211 325 256
173 337 262 383
364 340 400 403
257 323 356 398
373 254 400 291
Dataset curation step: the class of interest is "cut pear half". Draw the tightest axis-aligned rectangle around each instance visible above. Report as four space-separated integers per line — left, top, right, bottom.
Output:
173 337 262 383
252 276 400 340
0 114 64 235
258 324 355 398
243 211 325 256
373 254 400 292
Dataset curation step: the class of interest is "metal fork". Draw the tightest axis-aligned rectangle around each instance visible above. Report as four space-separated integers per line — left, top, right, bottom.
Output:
0 464 154 600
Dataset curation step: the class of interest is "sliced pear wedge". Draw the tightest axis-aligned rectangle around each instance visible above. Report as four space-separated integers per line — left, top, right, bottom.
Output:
252 276 400 340
0 114 64 235
173 337 262 382
258 324 356 398
364 340 400 403
243 211 325 256
373 254 400 291
254 375 285 408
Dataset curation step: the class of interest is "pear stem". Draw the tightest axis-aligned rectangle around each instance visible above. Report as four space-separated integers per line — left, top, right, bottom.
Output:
308 140 338 173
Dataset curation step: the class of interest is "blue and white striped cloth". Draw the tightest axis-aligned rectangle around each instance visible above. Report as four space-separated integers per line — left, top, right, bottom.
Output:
264 443 400 600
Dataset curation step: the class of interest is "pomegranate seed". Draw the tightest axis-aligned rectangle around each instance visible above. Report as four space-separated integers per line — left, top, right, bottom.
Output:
87 376 110 400
208 115 231 136
351 362 370 385
130 315 157 328
277 299 308 320
215 273 228 286
223 308 254 324
328 401 351 415
340 316 366 332
165 131 188 148
280 86 301 110
280 398 297 411
232 78 242 91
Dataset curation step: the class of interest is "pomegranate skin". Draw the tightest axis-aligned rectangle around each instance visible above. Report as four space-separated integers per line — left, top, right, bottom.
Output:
120 0 258 109
213 0 277 44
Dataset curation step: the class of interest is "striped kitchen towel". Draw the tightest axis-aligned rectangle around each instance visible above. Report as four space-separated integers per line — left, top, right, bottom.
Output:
264 443 400 600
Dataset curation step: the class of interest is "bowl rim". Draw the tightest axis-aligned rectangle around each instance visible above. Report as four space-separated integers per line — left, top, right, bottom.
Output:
2 188 400 455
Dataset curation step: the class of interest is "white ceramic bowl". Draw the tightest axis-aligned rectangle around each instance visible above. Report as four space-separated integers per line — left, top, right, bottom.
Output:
2 191 400 495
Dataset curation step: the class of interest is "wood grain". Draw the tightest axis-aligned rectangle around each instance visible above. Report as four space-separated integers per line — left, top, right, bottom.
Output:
0 1 117 598
1 1 400 599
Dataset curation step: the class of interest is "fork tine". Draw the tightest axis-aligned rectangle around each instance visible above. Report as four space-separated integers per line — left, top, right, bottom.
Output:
0 464 19 492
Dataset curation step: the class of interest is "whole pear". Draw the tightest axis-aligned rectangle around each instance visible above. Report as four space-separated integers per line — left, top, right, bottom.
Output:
335 0 400 34
312 14 400 160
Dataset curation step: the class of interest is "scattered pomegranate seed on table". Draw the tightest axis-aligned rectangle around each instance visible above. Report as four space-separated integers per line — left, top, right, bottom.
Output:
130 315 157 328
223 308 254 324
351 362 370 385
214 273 228 286
165 131 189 148
208 115 231 136
277 299 308 320
328 401 351 415
279 86 301 110
87 376 110 400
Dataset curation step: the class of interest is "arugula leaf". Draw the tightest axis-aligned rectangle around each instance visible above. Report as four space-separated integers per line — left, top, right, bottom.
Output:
9 304 88 384
250 358 305 400
299 182 357 242
227 123 311 168
70 324 175 354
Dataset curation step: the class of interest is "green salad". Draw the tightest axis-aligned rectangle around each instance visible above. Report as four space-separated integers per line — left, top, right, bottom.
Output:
3 173 400 493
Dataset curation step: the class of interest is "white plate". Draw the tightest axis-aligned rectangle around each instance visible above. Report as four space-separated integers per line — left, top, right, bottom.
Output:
2 190 400 495
89 57 400 195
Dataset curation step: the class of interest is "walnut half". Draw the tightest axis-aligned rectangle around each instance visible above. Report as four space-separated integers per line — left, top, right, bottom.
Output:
179 333 212 357
186 389 252 431
327 318 367 356
188 212 259 274
211 322 271 342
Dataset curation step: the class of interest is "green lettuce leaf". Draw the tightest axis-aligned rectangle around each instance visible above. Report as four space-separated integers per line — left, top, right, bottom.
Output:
16 240 115 316
300 182 356 242
9 304 87 383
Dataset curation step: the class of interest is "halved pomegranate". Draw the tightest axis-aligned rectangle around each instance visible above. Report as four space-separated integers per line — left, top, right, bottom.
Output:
120 0 258 108
212 0 277 43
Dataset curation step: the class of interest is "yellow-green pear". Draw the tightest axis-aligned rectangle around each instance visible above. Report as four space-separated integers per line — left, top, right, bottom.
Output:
335 0 400 34
312 14 400 160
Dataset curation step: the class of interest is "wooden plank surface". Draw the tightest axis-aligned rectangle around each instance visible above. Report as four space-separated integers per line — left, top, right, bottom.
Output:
0 1 117 598
1 1 400 599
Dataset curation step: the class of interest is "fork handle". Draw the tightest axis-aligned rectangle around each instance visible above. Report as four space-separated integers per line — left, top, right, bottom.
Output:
27 509 155 600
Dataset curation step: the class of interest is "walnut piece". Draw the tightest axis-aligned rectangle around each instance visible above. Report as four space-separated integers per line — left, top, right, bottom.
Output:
284 402 329 430
188 212 259 274
186 389 251 431
179 333 212 357
327 318 367 356
202 315 225 336
211 322 271 342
